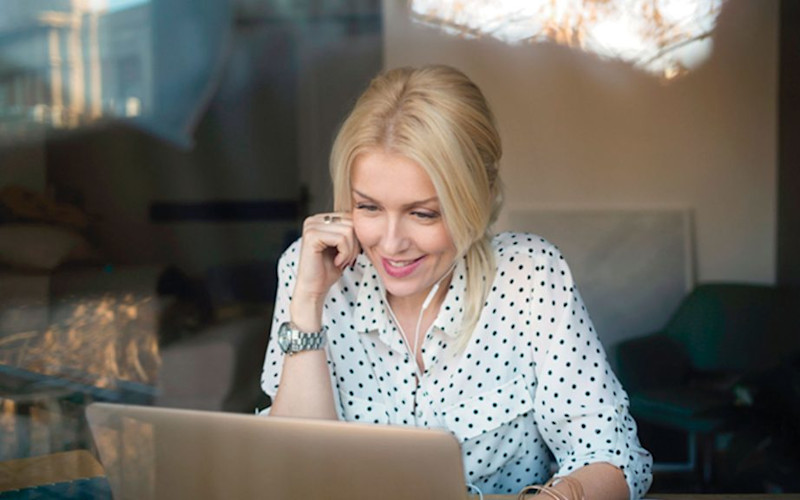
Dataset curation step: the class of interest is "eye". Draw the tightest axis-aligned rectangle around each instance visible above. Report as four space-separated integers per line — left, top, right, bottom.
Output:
411 210 440 220
355 202 379 212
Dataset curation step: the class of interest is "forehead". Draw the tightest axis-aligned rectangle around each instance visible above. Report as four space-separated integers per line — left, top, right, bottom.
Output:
351 150 438 201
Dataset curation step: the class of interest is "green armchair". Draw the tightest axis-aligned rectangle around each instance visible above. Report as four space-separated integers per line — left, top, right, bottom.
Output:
616 283 800 487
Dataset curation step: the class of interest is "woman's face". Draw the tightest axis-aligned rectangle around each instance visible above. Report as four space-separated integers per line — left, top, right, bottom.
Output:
351 150 457 308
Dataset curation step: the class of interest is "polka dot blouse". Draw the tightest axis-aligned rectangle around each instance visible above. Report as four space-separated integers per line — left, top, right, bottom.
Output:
261 232 653 498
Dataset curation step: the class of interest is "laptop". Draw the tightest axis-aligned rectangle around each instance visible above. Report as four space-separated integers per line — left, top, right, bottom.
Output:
85 402 470 500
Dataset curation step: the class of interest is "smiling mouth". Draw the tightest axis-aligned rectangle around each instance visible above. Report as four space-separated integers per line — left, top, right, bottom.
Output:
387 258 418 267
381 256 425 278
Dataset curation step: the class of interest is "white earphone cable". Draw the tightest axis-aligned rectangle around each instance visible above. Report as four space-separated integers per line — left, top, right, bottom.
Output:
390 262 456 381
466 482 484 500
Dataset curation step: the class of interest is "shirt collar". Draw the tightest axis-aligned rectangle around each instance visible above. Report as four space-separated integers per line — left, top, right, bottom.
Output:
353 253 392 337
353 253 467 339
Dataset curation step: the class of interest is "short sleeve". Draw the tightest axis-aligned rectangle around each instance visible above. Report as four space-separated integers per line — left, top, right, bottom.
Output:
259 239 301 411
529 246 653 499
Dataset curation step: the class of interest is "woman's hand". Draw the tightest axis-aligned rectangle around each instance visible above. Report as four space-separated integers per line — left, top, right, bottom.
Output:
290 213 360 329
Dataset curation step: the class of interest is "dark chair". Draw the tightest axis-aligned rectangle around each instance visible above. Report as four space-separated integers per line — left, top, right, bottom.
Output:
616 283 800 489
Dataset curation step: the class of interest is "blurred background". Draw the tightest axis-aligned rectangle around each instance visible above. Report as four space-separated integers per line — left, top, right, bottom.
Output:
0 0 797 494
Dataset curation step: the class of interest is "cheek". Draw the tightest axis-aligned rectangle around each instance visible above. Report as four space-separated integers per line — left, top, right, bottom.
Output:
353 216 379 247
419 227 456 255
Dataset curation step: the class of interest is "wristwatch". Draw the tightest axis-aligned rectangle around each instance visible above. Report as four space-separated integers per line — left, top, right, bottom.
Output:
277 322 327 355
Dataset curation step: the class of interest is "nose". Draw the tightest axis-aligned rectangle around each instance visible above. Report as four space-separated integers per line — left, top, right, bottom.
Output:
379 216 410 256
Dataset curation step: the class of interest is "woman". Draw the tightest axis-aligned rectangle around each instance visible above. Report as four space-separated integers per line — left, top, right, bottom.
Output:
260 65 652 499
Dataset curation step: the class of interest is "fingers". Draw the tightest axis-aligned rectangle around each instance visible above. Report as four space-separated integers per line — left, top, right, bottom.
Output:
303 213 360 269
304 212 354 228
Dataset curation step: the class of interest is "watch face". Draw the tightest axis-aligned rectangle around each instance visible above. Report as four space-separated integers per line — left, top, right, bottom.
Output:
277 322 293 353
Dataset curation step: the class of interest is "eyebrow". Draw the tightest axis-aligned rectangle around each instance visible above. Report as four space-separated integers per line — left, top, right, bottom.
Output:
352 190 439 209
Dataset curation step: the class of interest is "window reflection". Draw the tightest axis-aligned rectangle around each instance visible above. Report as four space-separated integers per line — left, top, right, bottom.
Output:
0 0 152 140
411 0 726 80
0 0 381 465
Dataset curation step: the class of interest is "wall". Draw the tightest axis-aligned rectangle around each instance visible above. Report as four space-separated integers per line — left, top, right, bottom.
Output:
384 0 778 287
778 0 800 287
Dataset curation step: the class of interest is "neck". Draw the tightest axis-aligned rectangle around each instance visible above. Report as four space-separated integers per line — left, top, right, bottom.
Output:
387 271 453 319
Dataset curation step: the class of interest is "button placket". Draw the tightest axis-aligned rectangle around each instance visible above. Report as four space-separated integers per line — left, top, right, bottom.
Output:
415 328 447 426
409 361 423 423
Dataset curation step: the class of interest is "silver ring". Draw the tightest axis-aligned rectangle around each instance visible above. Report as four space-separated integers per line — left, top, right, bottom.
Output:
323 215 340 224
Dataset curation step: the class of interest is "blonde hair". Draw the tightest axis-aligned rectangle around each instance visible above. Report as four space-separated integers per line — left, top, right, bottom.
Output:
330 65 503 345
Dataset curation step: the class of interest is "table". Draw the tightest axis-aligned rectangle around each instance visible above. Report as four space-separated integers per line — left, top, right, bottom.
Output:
2 450 799 499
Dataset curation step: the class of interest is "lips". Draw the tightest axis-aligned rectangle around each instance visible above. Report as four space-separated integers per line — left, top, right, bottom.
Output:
381 256 425 278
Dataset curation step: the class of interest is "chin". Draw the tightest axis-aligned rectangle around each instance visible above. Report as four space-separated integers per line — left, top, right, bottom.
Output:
382 279 417 297
381 277 430 300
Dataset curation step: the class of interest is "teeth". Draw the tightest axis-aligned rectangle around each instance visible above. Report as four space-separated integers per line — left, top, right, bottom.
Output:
388 259 414 267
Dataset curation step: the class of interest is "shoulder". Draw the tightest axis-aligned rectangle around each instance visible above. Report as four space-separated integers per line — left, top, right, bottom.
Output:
277 237 302 272
492 231 565 266
490 232 576 290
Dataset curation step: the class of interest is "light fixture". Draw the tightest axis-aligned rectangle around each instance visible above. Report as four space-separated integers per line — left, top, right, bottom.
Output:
411 0 726 80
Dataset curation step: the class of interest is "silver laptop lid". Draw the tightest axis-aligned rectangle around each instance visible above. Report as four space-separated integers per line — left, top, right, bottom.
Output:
86 402 469 500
